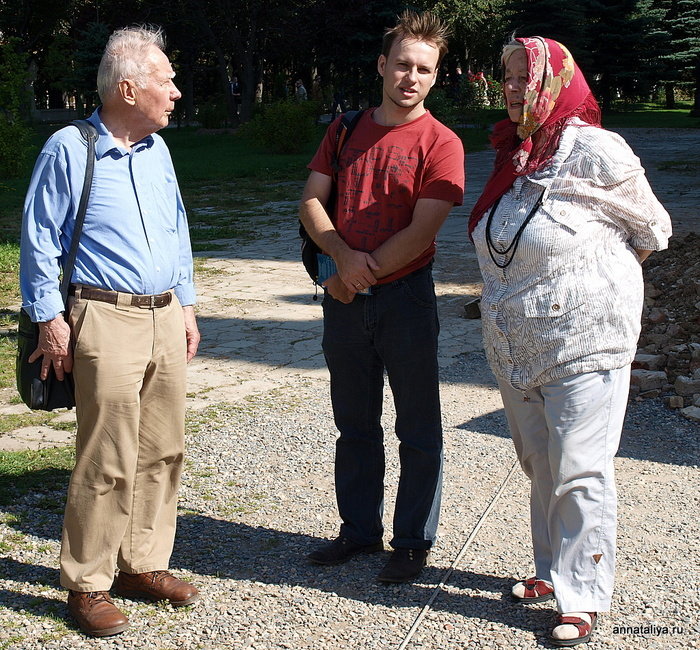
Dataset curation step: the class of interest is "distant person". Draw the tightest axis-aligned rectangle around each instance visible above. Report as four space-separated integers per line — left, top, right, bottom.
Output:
469 37 671 646
331 86 346 120
20 26 200 637
300 10 464 583
295 78 308 101
230 75 241 113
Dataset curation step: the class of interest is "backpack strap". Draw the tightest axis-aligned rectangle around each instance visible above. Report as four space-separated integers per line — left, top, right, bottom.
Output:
331 109 364 176
59 120 99 304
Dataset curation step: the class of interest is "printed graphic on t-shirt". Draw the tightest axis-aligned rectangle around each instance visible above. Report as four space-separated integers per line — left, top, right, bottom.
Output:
338 143 419 253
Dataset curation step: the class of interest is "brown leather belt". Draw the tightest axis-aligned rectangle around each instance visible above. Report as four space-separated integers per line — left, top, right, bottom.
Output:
69 285 172 308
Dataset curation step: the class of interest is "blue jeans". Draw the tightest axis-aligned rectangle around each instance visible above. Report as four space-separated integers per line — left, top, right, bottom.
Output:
322 265 443 550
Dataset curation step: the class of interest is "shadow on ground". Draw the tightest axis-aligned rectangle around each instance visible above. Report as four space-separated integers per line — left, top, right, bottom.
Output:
0 520 558 646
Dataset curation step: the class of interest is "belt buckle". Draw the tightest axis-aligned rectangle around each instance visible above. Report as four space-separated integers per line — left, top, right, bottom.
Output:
148 294 157 308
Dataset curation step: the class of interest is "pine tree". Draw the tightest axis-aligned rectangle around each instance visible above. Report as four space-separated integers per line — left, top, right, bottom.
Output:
655 0 700 115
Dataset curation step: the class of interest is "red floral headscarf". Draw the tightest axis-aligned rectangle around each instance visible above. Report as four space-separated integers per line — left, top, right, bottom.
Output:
468 37 601 237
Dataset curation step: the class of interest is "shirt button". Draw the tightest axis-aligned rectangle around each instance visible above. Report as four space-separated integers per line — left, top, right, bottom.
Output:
156 266 161 272
552 304 560 311
650 221 656 226
560 210 566 216
490 304 497 311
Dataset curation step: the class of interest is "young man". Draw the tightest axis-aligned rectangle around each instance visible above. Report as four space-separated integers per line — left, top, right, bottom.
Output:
20 27 199 636
300 10 465 583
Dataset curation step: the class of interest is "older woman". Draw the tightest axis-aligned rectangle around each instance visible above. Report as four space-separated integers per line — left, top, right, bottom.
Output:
469 37 671 646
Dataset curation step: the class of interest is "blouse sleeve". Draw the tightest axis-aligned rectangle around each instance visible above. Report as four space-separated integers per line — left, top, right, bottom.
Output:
580 128 672 251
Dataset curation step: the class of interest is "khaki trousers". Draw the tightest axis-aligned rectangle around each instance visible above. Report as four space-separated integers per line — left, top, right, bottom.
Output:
60 289 187 592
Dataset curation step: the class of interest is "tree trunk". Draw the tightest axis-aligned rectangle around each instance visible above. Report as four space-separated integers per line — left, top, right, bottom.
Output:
664 82 675 109
237 11 260 123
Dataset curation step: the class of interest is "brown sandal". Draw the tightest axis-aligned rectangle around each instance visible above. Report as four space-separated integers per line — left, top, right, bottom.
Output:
511 577 555 603
550 612 597 647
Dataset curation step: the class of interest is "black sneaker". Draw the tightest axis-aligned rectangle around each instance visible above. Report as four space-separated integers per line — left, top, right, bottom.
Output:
307 536 384 566
377 548 429 583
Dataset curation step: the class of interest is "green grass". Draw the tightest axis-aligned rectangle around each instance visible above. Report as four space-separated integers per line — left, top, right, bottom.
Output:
0 446 75 505
602 102 700 129
0 332 17 388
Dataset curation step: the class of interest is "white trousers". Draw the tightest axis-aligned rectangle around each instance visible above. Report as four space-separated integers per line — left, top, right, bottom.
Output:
498 366 631 612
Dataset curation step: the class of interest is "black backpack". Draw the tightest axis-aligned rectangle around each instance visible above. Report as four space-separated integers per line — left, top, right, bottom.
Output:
299 110 365 293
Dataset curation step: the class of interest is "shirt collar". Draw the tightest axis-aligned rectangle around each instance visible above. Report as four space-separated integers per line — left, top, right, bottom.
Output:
87 107 155 159
527 118 581 191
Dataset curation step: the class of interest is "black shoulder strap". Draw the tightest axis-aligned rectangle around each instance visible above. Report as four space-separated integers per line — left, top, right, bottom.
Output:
59 120 99 304
331 109 364 175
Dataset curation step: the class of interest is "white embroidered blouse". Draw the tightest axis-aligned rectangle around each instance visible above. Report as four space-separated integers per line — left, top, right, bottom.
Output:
473 120 672 390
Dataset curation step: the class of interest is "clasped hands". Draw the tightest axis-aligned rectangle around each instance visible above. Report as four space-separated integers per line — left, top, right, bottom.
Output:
322 249 380 304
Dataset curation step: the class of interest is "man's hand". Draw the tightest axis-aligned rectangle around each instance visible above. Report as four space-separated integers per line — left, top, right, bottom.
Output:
322 274 355 304
335 249 380 294
29 314 73 381
182 305 200 362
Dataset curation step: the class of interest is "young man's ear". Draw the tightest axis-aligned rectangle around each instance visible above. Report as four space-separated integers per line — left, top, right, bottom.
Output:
377 54 386 78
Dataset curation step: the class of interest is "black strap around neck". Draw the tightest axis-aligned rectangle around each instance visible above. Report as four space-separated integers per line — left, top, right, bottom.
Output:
485 189 545 269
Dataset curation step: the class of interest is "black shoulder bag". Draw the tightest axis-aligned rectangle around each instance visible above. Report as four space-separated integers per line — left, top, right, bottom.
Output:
299 109 364 296
16 120 99 410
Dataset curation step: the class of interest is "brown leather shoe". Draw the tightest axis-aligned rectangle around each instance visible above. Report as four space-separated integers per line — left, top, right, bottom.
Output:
114 570 199 606
67 590 129 637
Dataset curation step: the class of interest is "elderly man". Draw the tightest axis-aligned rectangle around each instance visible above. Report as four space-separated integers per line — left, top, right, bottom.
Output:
20 26 199 637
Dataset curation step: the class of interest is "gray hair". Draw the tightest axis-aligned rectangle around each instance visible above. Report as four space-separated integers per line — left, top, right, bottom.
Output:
502 40 525 68
97 26 165 102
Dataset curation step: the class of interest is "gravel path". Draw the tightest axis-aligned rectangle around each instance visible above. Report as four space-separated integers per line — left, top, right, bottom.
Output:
1 129 699 649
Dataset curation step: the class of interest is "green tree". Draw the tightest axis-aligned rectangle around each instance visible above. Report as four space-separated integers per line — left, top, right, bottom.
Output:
418 0 511 77
0 38 31 176
651 0 700 114
505 0 663 110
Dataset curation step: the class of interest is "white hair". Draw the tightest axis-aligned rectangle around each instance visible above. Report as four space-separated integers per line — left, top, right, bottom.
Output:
97 26 165 102
502 40 526 67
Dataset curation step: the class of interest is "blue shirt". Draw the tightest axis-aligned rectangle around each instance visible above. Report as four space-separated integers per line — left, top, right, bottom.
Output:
20 109 196 322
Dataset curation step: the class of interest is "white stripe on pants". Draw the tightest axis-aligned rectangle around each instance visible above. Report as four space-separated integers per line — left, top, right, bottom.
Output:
498 367 630 612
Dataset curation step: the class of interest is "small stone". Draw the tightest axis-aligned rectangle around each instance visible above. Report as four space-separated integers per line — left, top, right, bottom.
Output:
633 353 666 371
638 389 661 399
463 298 481 319
630 369 668 391
646 308 669 324
689 343 700 361
667 395 685 409
675 376 700 396
680 405 700 423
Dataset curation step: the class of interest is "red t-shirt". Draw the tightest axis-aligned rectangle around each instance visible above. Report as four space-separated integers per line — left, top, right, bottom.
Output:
308 109 465 283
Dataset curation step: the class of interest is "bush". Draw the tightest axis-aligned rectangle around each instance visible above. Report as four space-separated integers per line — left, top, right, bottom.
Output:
197 96 229 129
0 38 31 177
425 88 460 127
486 76 504 109
0 115 30 177
243 101 316 153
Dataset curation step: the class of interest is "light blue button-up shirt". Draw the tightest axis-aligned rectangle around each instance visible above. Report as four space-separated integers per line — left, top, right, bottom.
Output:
20 109 196 322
